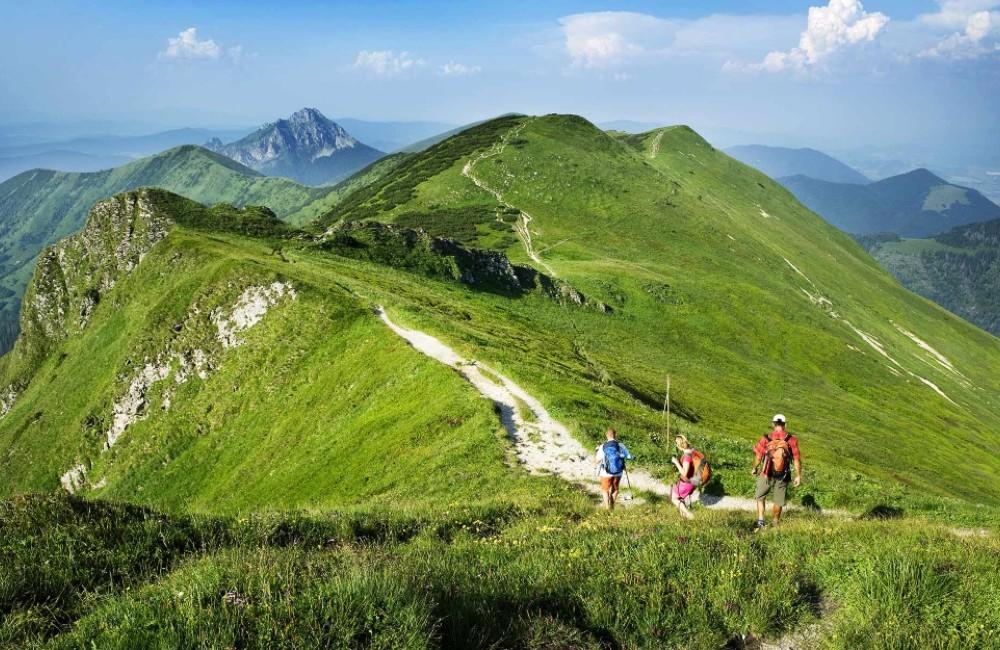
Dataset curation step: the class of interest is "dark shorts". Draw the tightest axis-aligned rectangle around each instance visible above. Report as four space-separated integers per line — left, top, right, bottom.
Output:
755 475 789 506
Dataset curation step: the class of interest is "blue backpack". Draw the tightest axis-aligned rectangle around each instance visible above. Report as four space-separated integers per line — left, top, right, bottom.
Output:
602 440 625 475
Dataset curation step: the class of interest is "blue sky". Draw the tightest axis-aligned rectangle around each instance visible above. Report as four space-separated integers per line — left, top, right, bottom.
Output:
1 0 997 152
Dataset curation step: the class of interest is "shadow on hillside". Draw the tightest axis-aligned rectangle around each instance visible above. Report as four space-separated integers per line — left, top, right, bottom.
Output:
435 591 621 650
696 475 730 507
862 504 905 520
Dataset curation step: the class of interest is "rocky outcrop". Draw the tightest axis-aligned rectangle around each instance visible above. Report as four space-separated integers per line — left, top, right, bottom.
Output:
19 190 172 362
103 281 297 451
213 282 297 348
322 221 611 310
0 383 20 418
60 464 88 494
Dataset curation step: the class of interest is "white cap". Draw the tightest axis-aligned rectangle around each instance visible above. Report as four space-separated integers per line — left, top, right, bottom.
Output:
772 414 786 424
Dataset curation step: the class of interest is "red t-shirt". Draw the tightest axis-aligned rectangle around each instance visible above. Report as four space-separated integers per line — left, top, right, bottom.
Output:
754 430 801 474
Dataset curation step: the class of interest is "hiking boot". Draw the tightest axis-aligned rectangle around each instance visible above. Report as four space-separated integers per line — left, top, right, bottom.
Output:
754 519 766 531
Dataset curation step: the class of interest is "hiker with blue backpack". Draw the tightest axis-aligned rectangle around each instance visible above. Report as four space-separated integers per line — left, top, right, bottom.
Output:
594 428 633 510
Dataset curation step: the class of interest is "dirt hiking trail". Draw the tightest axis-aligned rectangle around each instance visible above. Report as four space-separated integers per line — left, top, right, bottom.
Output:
461 119 558 277
377 306 765 511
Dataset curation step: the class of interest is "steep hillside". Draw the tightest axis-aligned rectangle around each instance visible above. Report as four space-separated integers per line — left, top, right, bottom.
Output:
319 116 1000 504
206 108 384 185
399 115 521 153
0 188 576 512
2 123 1000 648
4 116 992 510
0 146 337 352
858 221 1000 336
781 168 1000 236
725 144 869 184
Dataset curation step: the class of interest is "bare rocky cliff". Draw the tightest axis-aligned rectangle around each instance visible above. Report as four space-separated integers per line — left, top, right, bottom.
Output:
20 190 173 362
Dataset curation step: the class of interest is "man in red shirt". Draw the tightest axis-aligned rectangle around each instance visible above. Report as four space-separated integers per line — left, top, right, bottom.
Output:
751 414 802 528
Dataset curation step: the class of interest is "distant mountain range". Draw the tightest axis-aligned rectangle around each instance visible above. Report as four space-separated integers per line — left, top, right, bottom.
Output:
205 108 384 185
857 219 1000 336
0 127 253 182
0 150 131 181
725 144 870 185
781 168 1000 237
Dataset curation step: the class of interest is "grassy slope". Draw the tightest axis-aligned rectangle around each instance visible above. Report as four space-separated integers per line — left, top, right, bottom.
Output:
3 494 998 649
2 117 999 512
317 115 1000 505
0 218 577 513
1 120 1000 649
282 152 410 226
0 146 339 351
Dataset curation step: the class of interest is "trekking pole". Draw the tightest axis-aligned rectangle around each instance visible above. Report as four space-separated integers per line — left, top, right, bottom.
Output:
623 467 634 501
661 375 671 438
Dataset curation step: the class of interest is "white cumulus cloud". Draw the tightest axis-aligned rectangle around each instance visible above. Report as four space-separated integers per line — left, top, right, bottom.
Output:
919 2 999 59
159 27 222 61
439 62 481 76
353 50 425 77
559 12 676 68
740 0 889 72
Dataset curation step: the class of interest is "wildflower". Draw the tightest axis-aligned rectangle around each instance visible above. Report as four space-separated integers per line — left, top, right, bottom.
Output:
222 590 248 607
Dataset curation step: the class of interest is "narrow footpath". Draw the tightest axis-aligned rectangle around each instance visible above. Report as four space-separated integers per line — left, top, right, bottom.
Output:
377 306 761 511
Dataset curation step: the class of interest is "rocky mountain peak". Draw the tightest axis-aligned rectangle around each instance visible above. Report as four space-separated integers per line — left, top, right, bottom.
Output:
289 107 325 124
201 108 383 185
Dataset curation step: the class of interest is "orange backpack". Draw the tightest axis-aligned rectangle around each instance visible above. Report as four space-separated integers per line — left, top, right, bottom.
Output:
689 449 711 487
765 434 793 479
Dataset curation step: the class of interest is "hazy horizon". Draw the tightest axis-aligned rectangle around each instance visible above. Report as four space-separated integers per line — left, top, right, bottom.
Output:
2 0 998 157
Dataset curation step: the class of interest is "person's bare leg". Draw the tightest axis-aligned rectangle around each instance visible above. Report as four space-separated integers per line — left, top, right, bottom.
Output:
772 504 782 524
756 498 766 521
602 489 611 510
672 496 694 520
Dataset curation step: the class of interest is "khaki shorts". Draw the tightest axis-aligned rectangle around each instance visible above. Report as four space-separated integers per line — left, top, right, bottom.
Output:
601 475 621 493
755 475 789 506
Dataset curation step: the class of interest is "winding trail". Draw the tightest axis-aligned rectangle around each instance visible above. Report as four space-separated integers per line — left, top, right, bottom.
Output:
377 306 762 511
647 130 665 159
461 120 558 277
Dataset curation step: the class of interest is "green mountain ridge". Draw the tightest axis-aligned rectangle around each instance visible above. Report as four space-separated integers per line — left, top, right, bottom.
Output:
3 114 1000 649
780 168 1000 236
3 114 999 510
0 145 367 353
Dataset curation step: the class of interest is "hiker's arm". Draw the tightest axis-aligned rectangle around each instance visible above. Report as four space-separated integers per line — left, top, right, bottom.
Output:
751 443 764 475
791 439 802 486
